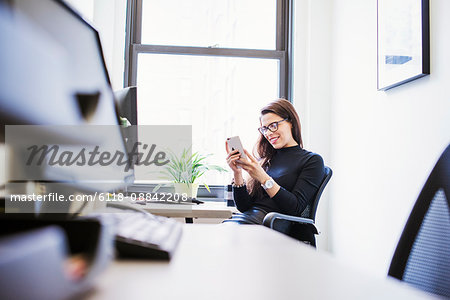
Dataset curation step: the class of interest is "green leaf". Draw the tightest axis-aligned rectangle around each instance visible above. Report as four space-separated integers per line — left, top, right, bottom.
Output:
158 147 227 187
152 184 162 193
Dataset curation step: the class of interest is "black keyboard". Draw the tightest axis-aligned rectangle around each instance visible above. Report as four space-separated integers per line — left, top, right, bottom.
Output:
92 203 183 260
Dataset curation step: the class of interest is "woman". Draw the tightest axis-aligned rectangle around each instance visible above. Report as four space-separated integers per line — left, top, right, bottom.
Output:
225 98 325 224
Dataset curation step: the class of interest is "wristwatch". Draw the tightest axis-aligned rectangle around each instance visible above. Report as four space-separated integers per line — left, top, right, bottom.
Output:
261 178 275 190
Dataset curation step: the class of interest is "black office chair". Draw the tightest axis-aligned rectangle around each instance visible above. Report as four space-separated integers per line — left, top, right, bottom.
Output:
388 144 450 298
263 166 332 247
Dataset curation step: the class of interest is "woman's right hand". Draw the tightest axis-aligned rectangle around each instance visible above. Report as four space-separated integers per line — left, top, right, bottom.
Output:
225 141 243 175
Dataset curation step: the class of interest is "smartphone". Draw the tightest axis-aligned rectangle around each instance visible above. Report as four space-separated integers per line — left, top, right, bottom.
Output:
226 136 248 161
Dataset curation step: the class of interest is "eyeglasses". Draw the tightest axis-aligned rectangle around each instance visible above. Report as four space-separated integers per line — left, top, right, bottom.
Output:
258 118 288 134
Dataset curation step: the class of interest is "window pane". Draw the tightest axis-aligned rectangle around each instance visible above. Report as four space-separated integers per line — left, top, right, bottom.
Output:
136 54 279 184
141 0 276 50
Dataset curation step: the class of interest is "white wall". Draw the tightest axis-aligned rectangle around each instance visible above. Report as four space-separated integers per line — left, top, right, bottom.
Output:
293 0 333 251
295 0 450 276
93 0 127 90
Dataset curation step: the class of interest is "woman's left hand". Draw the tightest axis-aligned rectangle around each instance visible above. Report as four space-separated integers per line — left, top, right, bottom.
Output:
236 149 271 184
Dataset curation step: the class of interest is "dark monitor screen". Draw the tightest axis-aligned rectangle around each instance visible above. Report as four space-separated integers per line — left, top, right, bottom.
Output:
115 86 138 126
114 86 138 177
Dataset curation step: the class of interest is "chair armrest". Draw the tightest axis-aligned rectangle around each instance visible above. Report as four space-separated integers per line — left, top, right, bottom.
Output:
263 212 320 235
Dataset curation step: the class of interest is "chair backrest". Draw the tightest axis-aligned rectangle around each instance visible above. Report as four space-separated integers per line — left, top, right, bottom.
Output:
388 144 450 298
300 166 333 220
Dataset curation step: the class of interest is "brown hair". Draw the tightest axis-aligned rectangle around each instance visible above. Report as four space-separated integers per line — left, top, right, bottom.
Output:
247 98 303 197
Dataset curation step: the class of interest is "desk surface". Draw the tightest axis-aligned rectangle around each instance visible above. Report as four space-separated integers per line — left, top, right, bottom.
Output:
88 225 435 300
136 201 237 219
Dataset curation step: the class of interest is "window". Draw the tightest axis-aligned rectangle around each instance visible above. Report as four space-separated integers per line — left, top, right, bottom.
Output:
125 0 293 184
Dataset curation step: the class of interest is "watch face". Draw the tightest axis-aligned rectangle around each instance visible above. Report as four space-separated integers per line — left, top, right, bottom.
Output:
265 179 274 189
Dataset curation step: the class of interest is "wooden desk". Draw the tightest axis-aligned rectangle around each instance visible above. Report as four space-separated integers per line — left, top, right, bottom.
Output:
89 225 436 300
136 201 237 223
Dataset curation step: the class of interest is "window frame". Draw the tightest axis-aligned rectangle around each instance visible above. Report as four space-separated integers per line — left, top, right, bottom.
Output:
123 0 293 100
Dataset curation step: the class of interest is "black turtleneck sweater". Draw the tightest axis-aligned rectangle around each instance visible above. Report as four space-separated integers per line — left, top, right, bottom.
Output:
233 146 325 216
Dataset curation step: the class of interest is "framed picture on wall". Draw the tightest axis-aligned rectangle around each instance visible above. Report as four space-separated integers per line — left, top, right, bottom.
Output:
377 0 430 91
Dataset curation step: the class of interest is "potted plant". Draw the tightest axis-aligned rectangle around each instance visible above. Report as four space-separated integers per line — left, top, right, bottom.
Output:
154 148 227 198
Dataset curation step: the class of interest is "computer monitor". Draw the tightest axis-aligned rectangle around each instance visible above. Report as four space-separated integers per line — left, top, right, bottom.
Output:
114 86 138 176
0 0 132 213
115 86 138 126
1 0 118 127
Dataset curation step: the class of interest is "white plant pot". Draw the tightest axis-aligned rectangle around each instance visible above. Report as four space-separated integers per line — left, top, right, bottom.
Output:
173 182 199 199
